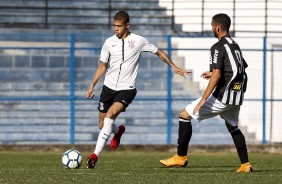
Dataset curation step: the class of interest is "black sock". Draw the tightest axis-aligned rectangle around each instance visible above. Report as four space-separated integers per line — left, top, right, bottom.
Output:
177 118 192 156
230 128 249 164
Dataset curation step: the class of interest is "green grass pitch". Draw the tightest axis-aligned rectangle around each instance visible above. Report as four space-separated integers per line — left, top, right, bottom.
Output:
0 150 281 184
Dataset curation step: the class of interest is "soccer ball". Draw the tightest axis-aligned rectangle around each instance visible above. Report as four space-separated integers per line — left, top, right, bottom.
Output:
62 149 82 169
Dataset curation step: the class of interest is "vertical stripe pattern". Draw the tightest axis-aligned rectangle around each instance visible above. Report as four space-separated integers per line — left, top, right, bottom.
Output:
223 44 243 105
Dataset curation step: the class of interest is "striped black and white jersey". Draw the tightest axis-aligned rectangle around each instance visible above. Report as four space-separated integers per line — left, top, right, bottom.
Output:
209 36 248 105
100 33 158 91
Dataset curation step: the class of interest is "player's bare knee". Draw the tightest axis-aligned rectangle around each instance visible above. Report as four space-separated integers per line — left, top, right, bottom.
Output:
179 108 192 120
105 109 120 120
105 112 115 119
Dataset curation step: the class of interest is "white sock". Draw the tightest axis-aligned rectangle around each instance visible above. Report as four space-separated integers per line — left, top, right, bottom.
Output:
112 123 119 134
94 118 114 157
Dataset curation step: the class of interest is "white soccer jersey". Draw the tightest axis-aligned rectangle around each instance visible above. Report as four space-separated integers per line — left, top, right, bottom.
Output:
100 33 158 91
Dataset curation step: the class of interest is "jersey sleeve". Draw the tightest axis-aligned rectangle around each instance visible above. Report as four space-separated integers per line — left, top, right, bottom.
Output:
100 39 110 63
210 44 224 70
140 36 158 53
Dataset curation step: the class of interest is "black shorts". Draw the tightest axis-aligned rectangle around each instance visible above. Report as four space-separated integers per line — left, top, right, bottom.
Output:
97 85 137 113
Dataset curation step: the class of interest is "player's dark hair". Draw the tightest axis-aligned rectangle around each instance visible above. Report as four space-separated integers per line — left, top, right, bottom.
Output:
212 13 231 32
114 11 130 24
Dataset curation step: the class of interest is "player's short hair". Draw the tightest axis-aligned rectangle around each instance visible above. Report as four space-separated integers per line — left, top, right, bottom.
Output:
212 13 231 32
114 11 130 24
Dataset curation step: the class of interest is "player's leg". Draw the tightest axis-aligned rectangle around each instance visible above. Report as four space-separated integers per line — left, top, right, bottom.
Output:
221 106 253 172
94 102 124 155
87 112 106 168
225 122 253 172
87 111 108 168
95 85 122 150
160 95 221 167
160 108 191 167
98 108 119 134
98 112 106 129
87 85 116 168
177 109 192 157
87 102 125 169
110 88 137 150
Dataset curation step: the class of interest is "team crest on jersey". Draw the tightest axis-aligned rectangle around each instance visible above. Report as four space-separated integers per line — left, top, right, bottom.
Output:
99 102 104 111
128 40 135 49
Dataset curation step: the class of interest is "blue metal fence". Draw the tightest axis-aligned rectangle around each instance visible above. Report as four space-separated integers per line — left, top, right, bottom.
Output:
0 34 281 144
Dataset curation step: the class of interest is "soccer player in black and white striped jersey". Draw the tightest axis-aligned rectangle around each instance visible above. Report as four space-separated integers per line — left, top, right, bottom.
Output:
160 13 253 172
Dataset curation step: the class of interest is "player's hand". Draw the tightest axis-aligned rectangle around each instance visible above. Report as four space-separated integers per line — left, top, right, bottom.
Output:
173 67 191 78
201 71 212 80
193 99 206 115
85 87 95 99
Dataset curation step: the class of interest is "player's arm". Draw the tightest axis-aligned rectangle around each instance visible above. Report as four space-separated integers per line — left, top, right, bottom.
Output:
193 45 223 113
85 61 108 99
193 69 221 114
155 49 190 78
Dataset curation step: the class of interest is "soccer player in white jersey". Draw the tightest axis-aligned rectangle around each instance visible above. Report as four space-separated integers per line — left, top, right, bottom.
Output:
85 11 189 169
160 13 253 172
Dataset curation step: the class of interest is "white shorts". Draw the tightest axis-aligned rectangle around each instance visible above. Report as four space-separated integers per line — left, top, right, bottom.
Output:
185 95 240 127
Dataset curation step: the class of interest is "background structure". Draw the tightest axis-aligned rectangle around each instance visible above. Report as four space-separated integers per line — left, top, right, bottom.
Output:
0 0 281 145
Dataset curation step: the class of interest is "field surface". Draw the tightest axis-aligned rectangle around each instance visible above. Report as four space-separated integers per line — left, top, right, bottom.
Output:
0 149 282 184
